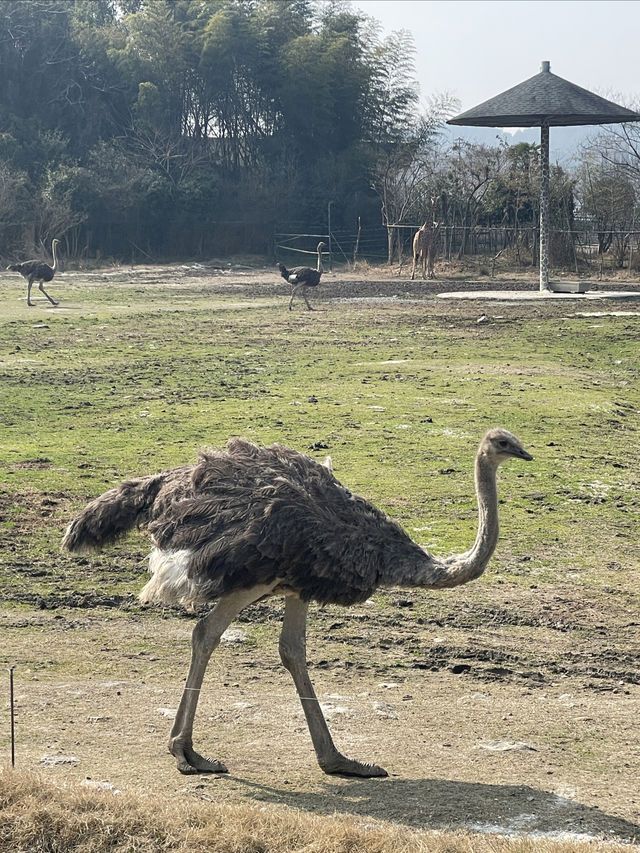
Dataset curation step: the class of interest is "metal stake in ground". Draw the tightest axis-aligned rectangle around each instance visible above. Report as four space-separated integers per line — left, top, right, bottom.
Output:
9 666 15 767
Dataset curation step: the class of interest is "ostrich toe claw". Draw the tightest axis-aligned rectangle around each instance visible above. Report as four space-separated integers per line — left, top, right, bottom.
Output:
174 745 228 775
321 756 388 778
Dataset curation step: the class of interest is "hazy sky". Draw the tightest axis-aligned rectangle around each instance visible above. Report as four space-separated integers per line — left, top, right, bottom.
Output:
350 1 639 113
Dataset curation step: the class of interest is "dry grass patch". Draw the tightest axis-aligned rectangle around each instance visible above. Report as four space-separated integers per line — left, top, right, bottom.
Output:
0 769 633 853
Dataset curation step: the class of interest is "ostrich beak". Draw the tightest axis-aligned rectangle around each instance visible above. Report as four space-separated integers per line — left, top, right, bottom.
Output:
513 446 533 461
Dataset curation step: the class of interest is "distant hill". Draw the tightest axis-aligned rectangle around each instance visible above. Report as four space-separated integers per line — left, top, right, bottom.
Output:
441 124 600 165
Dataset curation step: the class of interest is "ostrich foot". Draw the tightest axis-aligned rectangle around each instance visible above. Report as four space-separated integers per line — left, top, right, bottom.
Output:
171 743 228 775
320 755 388 778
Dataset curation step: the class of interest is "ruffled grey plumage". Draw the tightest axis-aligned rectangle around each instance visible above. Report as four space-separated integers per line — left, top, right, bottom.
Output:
64 439 428 606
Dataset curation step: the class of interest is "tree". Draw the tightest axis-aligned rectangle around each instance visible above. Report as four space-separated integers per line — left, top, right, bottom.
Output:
0 0 128 164
364 22 455 262
577 159 636 269
441 140 505 259
0 158 33 254
112 0 195 139
0 0 461 260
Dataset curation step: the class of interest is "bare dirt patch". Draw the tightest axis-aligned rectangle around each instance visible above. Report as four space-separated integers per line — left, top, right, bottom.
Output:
2 580 639 845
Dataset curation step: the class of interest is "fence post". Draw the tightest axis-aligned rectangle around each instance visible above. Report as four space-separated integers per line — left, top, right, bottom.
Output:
9 666 15 768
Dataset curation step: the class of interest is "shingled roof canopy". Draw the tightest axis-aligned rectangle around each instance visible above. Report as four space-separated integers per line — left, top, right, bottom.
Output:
447 62 640 291
448 61 640 128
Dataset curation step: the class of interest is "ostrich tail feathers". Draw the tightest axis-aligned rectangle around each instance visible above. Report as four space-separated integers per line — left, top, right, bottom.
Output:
62 474 165 554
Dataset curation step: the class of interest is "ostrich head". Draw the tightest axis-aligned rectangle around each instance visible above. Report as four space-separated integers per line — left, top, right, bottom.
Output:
478 427 533 469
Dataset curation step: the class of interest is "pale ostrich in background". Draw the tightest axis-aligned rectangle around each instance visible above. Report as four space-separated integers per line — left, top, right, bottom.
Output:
62 427 532 778
278 241 325 310
7 239 61 306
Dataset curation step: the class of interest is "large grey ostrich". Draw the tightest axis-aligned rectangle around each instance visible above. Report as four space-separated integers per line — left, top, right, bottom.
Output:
278 241 325 310
7 239 60 306
62 427 532 778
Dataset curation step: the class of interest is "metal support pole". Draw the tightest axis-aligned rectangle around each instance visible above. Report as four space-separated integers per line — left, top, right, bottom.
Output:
539 120 550 291
327 201 333 271
9 666 15 767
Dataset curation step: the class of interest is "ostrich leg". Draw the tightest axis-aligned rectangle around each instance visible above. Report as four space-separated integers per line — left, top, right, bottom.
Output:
289 285 313 311
301 288 313 310
169 583 277 775
279 594 387 777
27 277 58 306
39 281 58 305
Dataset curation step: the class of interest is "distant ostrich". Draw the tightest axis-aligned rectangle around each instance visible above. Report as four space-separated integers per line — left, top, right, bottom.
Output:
7 239 61 306
278 241 325 310
62 427 532 778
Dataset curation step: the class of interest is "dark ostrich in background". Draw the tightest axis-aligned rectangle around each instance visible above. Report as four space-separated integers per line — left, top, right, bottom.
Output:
278 241 326 310
62 428 532 778
7 239 61 306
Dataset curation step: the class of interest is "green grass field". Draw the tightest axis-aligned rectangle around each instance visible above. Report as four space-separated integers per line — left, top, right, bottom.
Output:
2 269 638 598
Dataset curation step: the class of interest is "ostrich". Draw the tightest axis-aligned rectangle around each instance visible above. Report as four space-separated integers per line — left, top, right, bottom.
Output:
7 239 61 306
62 427 532 778
278 241 325 310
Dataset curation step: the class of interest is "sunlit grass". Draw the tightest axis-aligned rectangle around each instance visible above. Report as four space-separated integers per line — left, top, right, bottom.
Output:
1 277 638 600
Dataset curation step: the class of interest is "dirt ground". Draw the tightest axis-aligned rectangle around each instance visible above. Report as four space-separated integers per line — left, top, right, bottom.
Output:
38 253 640 305
2 584 639 845
1 260 640 846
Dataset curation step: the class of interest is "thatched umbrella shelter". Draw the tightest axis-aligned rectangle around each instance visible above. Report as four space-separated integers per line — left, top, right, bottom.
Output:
448 62 640 291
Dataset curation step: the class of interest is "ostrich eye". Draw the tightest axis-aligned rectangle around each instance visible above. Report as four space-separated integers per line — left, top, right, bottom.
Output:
498 439 509 449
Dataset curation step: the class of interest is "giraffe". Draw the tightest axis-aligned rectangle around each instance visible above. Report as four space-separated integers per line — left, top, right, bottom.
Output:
410 219 441 280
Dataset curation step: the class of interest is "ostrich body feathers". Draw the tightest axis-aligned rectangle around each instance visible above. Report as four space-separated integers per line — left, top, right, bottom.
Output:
8 259 55 282
278 263 321 288
63 439 427 610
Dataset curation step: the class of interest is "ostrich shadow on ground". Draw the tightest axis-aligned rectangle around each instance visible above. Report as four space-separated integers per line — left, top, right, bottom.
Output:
221 775 639 843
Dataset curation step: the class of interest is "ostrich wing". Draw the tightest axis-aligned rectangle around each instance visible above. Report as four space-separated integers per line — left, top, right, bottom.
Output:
11 260 54 281
287 267 321 286
147 439 428 606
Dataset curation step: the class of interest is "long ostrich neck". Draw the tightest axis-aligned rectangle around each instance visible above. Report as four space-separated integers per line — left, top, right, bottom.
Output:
51 241 59 272
317 246 323 273
458 452 500 579
401 452 500 589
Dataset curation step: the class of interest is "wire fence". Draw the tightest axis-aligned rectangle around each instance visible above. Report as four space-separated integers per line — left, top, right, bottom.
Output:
275 222 640 273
